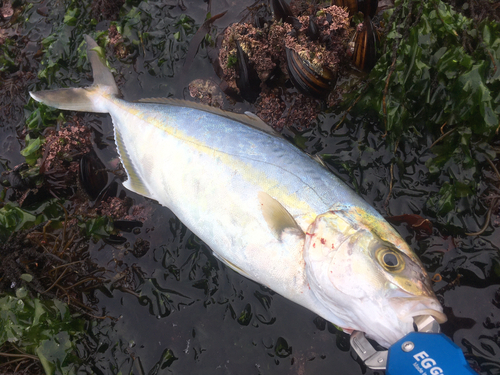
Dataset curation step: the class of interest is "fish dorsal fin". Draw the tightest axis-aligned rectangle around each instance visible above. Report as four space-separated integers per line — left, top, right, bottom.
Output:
137 97 281 137
242 111 282 137
258 191 303 240
113 124 153 199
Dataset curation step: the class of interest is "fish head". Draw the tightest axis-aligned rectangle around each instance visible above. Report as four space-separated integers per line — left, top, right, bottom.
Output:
303 208 446 348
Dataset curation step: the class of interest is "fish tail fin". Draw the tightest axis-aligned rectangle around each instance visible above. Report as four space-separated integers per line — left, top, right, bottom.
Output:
29 35 119 113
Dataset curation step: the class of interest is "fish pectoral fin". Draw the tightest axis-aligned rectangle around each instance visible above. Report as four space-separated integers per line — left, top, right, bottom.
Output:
212 252 250 277
258 191 304 240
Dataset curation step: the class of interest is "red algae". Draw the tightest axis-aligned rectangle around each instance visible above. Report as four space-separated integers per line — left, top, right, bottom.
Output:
108 24 128 59
256 88 319 131
97 196 150 222
39 120 92 175
91 0 125 21
188 79 225 108
0 0 13 19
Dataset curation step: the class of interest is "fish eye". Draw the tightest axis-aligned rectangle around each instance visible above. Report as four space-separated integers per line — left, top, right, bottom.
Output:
376 247 404 272
383 253 398 267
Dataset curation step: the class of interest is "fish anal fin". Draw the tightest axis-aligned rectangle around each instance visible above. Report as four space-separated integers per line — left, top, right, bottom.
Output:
114 125 153 199
258 191 303 240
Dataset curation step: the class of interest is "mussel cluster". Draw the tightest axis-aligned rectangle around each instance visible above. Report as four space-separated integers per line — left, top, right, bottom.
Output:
281 0 379 76
282 5 349 99
217 0 379 104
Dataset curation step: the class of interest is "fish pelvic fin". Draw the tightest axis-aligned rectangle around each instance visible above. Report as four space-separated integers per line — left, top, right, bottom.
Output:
29 35 119 113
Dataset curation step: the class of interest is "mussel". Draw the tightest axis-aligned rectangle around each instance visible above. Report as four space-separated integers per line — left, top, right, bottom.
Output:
1 164 30 190
103 234 127 245
272 0 294 23
286 47 337 99
113 220 143 232
235 41 261 103
306 16 320 41
352 15 377 72
287 16 303 33
79 153 109 201
334 0 378 18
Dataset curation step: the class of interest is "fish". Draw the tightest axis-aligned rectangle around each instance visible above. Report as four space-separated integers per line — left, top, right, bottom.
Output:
29 35 446 348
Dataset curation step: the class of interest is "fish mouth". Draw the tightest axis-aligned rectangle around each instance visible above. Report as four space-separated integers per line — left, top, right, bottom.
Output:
389 296 447 325
408 309 447 324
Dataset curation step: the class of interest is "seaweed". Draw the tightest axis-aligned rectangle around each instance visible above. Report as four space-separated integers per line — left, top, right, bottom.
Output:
0 288 85 375
339 0 500 230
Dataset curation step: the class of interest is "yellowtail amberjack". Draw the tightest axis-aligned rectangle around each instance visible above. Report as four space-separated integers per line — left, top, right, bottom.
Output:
30 35 446 348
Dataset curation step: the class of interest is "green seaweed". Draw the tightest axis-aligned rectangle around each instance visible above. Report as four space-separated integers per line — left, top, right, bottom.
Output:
0 38 17 73
20 135 45 167
0 288 85 375
0 199 63 242
227 54 238 69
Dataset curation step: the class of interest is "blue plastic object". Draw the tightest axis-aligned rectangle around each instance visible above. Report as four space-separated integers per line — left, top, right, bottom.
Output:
387 332 477 375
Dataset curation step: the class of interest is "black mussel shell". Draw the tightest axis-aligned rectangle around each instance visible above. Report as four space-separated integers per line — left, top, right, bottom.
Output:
358 0 378 18
79 153 108 201
103 234 127 245
334 0 378 18
286 48 337 99
307 16 320 41
253 5 273 28
333 0 358 16
272 0 294 23
235 41 261 103
1 163 30 189
287 16 303 32
113 220 143 232
352 16 377 72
